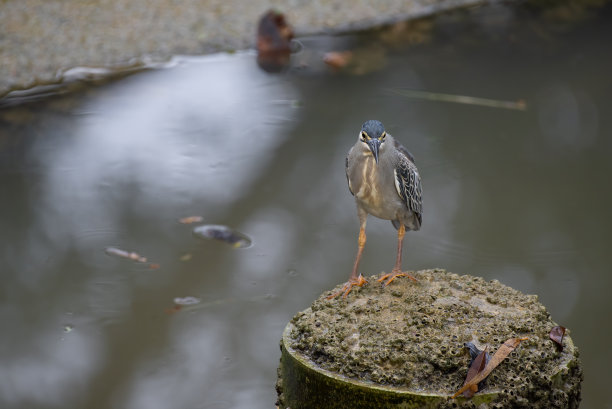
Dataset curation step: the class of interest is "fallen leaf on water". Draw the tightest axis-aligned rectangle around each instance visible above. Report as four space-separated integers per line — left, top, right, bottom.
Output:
193 224 252 248
453 337 528 398
323 51 353 70
549 326 566 350
462 344 490 398
105 247 148 263
148 263 160 269
179 216 204 224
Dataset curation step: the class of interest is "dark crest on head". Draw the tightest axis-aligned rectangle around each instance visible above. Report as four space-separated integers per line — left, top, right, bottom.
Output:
361 120 385 139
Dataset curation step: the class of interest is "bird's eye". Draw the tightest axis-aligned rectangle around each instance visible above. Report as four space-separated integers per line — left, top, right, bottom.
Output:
360 132 368 141
380 132 386 140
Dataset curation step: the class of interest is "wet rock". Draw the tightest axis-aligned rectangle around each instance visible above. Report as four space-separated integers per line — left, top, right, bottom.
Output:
256 10 294 73
192 224 252 248
277 269 582 408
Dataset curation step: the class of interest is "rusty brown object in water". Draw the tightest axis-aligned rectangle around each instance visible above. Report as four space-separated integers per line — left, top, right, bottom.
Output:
323 51 354 70
179 215 204 224
256 10 294 72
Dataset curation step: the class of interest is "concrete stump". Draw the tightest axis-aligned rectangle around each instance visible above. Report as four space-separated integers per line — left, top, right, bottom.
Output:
276 269 582 409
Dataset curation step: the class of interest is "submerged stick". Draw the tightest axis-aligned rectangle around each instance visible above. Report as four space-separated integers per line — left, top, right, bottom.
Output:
387 88 527 111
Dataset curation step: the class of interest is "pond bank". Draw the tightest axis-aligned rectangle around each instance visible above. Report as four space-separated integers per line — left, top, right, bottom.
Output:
0 0 488 98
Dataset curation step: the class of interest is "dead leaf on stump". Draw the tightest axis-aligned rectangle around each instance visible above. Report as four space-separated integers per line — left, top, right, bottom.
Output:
462 343 490 398
453 337 528 399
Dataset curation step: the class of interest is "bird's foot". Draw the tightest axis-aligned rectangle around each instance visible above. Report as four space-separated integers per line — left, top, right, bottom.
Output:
327 274 368 299
377 269 417 287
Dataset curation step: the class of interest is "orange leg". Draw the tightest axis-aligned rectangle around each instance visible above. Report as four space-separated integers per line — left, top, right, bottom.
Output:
351 226 366 279
378 224 417 286
328 225 368 299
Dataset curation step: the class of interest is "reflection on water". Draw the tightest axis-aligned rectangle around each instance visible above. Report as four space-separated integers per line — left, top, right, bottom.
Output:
1 5 612 409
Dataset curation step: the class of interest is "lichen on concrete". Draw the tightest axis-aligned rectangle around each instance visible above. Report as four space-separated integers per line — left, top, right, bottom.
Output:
279 269 582 408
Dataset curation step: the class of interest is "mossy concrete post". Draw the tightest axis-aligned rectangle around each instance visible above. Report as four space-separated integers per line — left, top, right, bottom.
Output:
276 269 582 409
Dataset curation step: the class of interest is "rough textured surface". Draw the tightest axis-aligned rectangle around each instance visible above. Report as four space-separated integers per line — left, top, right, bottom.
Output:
0 0 486 98
278 269 582 408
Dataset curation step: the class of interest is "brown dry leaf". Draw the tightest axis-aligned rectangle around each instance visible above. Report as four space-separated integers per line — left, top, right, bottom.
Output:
323 51 353 70
549 326 566 350
179 216 204 224
453 337 528 398
462 346 488 398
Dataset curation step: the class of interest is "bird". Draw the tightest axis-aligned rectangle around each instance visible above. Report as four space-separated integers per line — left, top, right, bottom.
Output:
330 119 423 298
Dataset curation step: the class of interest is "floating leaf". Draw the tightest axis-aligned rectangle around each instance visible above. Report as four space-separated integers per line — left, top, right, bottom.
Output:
63 324 74 333
453 337 528 398
462 343 490 398
179 216 204 224
105 247 148 263
323 51 353 70
549 326 566 350
193 224 252 248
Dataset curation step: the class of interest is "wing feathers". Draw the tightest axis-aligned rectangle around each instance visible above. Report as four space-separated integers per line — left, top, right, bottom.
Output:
394 157 422 226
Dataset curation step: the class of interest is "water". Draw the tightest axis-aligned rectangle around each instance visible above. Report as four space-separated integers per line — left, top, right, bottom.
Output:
1 4 611 408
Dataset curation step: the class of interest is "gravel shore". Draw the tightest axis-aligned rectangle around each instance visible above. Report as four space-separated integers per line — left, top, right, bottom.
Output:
0 0 484 98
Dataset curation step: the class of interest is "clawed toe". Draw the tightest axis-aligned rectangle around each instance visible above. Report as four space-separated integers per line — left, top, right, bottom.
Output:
377 270 417 287
327 274 368 299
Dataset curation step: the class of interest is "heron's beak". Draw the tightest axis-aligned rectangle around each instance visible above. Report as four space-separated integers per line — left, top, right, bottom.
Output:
367 138 381 164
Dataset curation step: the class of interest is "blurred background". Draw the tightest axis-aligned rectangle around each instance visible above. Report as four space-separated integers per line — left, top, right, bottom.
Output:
0 3 611 409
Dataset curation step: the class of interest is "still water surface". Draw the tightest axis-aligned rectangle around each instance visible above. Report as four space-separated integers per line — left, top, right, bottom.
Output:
1 5 611 409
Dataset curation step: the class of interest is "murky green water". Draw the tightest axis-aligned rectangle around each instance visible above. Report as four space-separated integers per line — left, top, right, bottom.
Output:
1 4 611 409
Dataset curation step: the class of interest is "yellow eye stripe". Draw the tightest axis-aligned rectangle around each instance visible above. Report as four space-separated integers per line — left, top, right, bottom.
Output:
361 131 386 141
